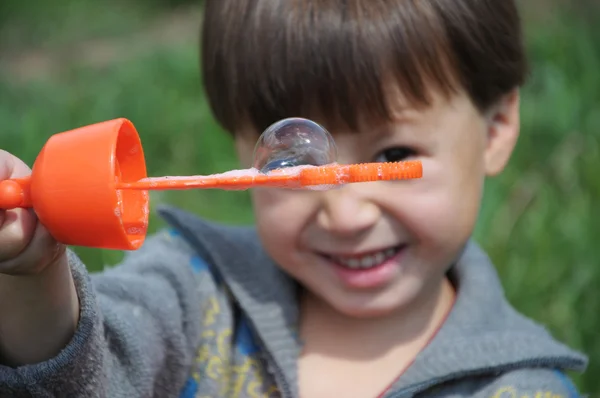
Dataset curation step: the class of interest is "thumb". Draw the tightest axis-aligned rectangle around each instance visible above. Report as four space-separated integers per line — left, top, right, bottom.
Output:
0 150 32 179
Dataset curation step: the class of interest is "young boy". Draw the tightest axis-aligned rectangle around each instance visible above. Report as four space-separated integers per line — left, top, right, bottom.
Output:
0 0 588 397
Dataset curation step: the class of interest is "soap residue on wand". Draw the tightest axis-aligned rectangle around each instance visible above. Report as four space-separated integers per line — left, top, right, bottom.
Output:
131 168 264 191
119 165 340 191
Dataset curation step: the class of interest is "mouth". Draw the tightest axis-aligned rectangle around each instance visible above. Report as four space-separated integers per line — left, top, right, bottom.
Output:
320 245 405 270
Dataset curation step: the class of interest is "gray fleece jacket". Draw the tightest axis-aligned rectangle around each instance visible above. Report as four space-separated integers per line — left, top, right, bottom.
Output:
0 206 588 397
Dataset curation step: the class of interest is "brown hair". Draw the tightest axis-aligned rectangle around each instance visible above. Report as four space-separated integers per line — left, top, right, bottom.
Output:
201 0 528 135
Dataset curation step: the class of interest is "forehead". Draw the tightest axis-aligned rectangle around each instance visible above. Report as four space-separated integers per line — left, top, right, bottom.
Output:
328 87 482 152
253 79 446 130
236 82 478 159
317 82 460 135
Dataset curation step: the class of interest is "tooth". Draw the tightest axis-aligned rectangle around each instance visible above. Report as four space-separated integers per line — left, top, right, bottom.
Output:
359 256 374 268
348 258 360 268
334 248 401 270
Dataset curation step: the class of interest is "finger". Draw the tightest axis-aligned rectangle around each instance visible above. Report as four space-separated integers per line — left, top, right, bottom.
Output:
0 208 37 261
0 214 65 275
0 150 32 218
0 151 42 268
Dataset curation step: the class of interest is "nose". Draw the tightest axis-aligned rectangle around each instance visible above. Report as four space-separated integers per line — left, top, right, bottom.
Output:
316 185 381 236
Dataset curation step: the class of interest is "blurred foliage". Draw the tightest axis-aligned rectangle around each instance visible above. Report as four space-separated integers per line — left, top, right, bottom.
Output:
0 0 598 394
0 0 202 51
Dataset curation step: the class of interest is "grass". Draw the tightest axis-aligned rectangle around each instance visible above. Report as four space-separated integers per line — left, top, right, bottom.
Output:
0 0 598 394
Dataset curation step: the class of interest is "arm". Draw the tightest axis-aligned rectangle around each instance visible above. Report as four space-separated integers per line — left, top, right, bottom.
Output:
0 231 203 397
0 249 78 367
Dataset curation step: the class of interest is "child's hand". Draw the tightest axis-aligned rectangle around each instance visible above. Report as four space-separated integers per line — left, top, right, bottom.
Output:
0 150 65 275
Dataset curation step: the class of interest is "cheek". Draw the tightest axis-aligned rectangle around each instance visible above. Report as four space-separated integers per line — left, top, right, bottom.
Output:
390 157 484 252
252 189 314 263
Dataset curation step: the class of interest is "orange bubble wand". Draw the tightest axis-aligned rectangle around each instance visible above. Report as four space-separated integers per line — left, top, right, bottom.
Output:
0 118 422 250
118 161 422 191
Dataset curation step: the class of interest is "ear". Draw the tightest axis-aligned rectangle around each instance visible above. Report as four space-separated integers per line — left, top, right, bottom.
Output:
484 89 521 176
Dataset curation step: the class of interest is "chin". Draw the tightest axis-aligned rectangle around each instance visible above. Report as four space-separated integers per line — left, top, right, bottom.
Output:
330 295 411 319
341 307 397 319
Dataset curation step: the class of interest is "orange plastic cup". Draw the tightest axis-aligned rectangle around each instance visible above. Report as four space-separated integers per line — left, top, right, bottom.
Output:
0 118 149 250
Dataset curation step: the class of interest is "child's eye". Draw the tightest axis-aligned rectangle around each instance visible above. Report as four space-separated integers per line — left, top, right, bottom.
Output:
374 146 417 163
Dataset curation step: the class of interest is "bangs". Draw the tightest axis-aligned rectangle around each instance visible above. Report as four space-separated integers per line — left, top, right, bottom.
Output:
202 0 461 135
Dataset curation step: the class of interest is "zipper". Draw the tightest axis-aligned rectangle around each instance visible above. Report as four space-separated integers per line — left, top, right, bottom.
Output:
383 357 582 398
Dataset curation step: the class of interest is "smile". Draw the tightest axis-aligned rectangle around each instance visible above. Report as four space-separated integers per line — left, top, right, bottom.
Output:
323 245 404 270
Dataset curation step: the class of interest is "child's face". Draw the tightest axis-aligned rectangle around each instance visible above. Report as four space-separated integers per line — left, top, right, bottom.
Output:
235 86 520 318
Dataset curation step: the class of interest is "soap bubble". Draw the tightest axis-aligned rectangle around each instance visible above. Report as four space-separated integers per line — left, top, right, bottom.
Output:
253 118 338 173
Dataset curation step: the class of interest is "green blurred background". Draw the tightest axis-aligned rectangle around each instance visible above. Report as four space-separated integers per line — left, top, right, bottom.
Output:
0 0 598 394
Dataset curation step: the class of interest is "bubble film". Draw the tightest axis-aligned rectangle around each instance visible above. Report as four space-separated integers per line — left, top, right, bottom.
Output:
253 118 338 173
